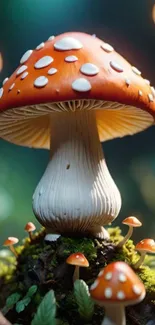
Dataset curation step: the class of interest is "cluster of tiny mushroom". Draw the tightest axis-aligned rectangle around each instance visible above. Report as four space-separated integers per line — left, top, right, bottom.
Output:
3 222 36 257
2 216 155 325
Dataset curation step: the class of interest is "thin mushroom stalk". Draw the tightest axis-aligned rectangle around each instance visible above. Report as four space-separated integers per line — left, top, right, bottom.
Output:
134 251 146 269
102 305 125 325
32 110 121 237
117 226 133 248
9 245 18 257
73 266 80 282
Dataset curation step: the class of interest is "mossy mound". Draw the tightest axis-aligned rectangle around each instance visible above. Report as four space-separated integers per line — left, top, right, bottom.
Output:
0 227 155 325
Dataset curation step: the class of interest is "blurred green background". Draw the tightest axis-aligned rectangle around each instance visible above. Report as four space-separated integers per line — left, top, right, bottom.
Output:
0 0 155 245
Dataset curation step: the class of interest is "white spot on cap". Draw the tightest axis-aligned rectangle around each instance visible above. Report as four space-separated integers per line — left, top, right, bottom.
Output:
76 255 80 258
80 63 99 76
48 68 58 75
3 78 8 85
36 42 45 50
148 93 154 102
21 71 28 80
35 56 53 69
110 61 123 73
17 89 20 94
104 287 112 298
144 79 150 85
138 90 143 96
48 35 55 41
65 55 78 63
20 50 33 64
118 273 127 283
54 37 83 51
98 270 104 277
9 83 15 91
16 65 27 76
0 88 4 98
125 78 130 87
34 76 48 88
105 272 112 280
101 43 114 53
132 284 141 295
90 279 99 290
132 66 141 76
117 291 125 300
151 86 155 97
72 78 91 92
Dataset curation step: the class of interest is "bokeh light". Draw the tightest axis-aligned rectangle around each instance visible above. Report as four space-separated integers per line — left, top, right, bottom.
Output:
152 4 155 23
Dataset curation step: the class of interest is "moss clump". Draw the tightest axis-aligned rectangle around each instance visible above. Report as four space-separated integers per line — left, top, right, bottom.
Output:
0 227 155 325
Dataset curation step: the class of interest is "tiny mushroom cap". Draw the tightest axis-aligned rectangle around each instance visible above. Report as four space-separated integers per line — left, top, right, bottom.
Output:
122 216 142 227
3 237 19 246
24 222 36 232
135 239 155 253
90 261 146 304
66 252 89 267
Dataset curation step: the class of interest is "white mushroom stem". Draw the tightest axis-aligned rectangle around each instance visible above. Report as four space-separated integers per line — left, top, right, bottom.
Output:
102 305 126 325
73 266 80 282
32 110 121 237
133 251 146 269
117 226 133 248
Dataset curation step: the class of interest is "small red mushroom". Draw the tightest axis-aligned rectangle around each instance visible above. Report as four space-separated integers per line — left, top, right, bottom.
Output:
66 252 89 282
134 238 155 269
24 222 36 240
90 261 146 325
117 216 142 248
3 237 19 257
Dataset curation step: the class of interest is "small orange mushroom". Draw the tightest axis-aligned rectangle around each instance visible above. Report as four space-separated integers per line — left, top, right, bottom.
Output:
134 238 155 269
117 216 142 248
24 222 36 240
66 252 89 282
90 261 146 325
3 237 19 257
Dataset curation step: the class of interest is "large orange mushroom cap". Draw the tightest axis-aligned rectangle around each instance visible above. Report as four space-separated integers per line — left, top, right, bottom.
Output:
0 32 155 148
90 261 145 304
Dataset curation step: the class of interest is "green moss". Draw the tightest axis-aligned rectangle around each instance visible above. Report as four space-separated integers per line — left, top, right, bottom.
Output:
58 236 97 261
0 226 155 324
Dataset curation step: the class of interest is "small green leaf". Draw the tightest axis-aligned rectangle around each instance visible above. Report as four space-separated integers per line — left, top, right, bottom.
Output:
74 279 94 321
16 297 31 313
26 285 38 297
31 290 56 325
6 293 21 308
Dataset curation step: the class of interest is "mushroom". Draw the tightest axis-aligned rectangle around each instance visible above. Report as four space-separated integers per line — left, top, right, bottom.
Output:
90 261 146 325
117 216 142 248
3 237 19 257
0 32 155 238
24 221 36 240
66 252 89 282
134 238 155 269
